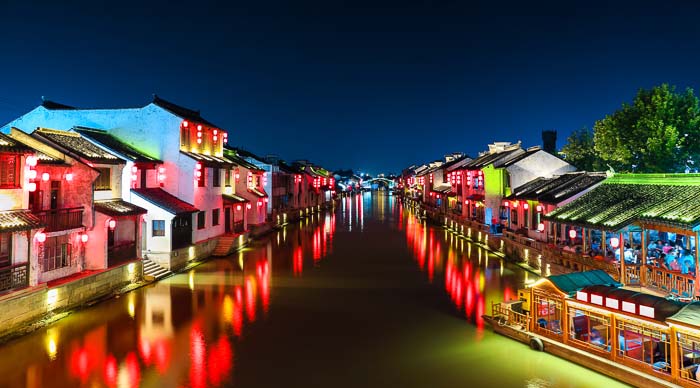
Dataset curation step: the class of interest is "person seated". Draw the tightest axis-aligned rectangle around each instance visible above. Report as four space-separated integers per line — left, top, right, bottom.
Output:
590 328 605 346
671 258 682 272
663 241 673 254
659 254 671 270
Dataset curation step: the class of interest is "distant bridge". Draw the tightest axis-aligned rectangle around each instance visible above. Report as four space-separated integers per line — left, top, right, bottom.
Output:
360 178 396 189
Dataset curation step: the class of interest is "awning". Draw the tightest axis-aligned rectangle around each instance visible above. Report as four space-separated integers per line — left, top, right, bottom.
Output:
131 188 199 216
223 193 248 203
247 188 267 198
433 184 452 194
0 210 43 232
94 199 147 217
467 194 484 201
181 151 235 168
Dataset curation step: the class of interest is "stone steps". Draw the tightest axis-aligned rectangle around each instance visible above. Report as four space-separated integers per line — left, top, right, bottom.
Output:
143 256 172 280
212 236 237 257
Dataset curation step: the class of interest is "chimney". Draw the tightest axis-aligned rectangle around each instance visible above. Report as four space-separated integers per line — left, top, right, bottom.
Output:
542 130 557 154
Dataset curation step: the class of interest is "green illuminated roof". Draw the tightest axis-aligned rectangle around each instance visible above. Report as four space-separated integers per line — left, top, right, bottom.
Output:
544 173 700 231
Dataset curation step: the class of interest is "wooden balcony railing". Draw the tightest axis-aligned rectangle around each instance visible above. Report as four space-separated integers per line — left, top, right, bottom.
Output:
0 262 29 293
645 266 695 298
34 207 84 232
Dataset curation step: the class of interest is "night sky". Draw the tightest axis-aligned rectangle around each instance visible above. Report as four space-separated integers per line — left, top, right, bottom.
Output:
2 0 700 174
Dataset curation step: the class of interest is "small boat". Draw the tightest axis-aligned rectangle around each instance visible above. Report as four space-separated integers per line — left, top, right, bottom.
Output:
484 270 700 387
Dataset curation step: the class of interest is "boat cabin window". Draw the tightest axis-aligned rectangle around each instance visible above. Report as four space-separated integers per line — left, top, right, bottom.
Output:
616 320 671 374
568 308 611 352
534 292 563 337
677 331 700 383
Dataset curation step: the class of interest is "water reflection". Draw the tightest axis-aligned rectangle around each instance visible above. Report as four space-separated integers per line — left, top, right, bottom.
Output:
0 196 626 388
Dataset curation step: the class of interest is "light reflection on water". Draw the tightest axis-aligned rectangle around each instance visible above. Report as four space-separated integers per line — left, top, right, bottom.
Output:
0 193 628 387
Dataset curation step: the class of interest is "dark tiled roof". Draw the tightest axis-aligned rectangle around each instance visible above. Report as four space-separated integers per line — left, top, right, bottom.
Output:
509 172 607 204
131 188 198 215
75 127 161 164
465 148 523 169
152 95 219 128
223 193 248 203
41 99 76 110
34 129 123 165
94 199 147 217
0 132 34 154
546 270 620 297
544 174 700 231
445 156 472 171
0 210 43 232
223 149 262 171
493 147 542 168
181 151 235 168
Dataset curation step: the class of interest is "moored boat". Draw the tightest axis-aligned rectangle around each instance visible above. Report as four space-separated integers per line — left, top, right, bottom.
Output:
484 270 700 387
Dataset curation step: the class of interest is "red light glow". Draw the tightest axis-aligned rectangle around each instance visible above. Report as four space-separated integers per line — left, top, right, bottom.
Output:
35 232 46 243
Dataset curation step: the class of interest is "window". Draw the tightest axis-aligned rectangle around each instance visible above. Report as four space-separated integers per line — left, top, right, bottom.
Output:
212 208 220 226
616 319 670 372
224 169 231 186
533 291 563 338
524 208 530 228
197 211 206 229
0 155 18 188
95 167 111 190
43 236 71 272
197 167 206 187
0 233 11 267
213 167 220 187
152 220 165 236
568 307 611 352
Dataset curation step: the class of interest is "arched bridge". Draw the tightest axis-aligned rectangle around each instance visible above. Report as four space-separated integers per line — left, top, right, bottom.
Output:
360 178 396 189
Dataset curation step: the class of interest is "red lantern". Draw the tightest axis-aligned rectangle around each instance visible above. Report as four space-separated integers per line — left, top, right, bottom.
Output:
108 219 116 230
569 229 576 239
512 201 519 208
246 203 252 210
182 120 189 128
81 233 89 243
264 198 268 203
236 205 242 211
35 232 46 243
65 173 73 181
523 203 529 210
41 172 50 181
131 166 138 173
26 155 37 167
536 205 543 212
503 201 509 208
538 223 545 232
27 170 37 180
27 182 36 192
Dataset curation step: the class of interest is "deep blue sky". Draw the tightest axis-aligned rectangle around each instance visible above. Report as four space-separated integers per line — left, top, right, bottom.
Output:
2 0 700 174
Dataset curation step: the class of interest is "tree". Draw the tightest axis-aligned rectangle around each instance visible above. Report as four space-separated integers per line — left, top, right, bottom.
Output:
560 127 602 171
592 84 700 173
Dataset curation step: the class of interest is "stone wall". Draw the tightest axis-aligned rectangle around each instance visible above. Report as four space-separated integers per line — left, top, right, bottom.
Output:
0 260 141 339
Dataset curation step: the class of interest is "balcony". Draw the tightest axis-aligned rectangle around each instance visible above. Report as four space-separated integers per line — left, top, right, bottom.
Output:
0 262 29 294
34 207 84 232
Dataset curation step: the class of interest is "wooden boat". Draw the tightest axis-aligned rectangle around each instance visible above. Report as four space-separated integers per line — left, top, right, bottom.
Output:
483 270 700 387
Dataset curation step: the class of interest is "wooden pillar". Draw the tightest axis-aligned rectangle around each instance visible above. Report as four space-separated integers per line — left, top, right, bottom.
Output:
670 326 680 380
619 232 626 285
641 227 647 286
553 222 558 245
602 231 607 257
696 231 700 299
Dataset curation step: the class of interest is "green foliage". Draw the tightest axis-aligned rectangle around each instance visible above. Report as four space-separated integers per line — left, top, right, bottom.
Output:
590 84 700 173
560 127 602 171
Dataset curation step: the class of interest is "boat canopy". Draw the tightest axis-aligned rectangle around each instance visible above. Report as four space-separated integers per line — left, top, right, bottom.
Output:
666 302 700 329
545 270 620 297
576 284 685 322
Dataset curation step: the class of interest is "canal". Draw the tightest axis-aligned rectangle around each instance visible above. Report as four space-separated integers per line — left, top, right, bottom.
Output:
0 193 628 388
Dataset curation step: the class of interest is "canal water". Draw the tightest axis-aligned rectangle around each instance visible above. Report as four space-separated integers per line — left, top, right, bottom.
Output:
0 193 628 388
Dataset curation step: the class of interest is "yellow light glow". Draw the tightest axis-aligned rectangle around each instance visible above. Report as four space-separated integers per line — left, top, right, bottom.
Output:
127 262 135 275
188 271 195 291
127 293 135 318
45 329 58 360
47 289 58 306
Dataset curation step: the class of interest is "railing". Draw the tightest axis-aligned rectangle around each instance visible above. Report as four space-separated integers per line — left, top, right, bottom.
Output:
645 266 695 298
108 242 136 267
0 262 29 293
34 207 83 232
541 245 620 278
624 264 642 285
492 302 531 328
